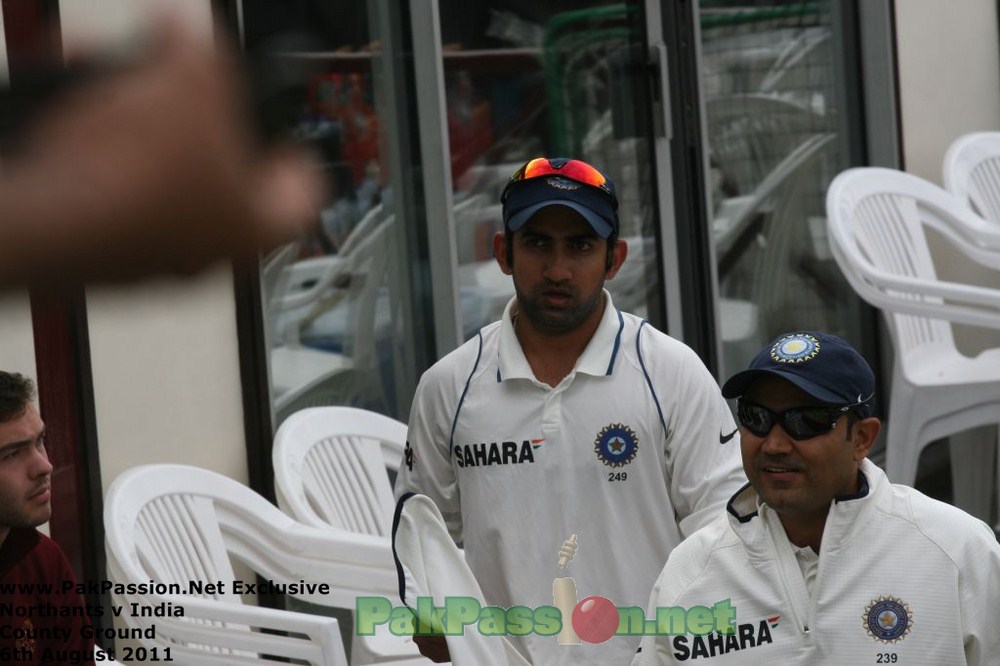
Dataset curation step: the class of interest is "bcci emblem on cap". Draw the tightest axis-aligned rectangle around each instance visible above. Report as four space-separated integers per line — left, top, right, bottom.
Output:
594 423 638 468
770 333 821 364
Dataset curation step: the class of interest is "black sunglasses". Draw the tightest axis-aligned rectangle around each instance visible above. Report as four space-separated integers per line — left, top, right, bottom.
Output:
736 399 867 441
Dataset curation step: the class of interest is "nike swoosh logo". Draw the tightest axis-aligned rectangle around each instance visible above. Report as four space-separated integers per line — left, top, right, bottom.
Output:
720 429 738 444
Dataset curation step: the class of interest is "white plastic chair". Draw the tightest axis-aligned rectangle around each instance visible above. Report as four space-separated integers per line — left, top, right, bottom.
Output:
104 464 402 665
270 214 394 423
273 407 425 664
706 93 826 199
273 406 405 534
944 132 1000 245
826 167 1000 526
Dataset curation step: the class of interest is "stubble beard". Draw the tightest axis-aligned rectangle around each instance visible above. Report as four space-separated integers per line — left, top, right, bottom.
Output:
516 283 605 335
0 487 51 531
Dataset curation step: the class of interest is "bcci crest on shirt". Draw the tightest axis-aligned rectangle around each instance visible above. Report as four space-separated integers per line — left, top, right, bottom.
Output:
863 595 912 644
594 423 638 467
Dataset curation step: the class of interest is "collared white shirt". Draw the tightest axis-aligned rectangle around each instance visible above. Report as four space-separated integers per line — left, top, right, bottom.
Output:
396 291 744 666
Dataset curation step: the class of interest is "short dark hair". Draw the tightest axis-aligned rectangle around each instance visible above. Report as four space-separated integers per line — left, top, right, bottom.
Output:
0 371 36 423
843 410 863 441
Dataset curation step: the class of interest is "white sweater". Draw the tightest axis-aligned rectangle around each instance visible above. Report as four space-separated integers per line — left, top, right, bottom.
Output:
636 459 1000 665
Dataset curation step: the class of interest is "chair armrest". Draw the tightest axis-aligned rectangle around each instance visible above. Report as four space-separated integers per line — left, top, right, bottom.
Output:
927 208 1000 266
832 243 1000 329
276 255 350 312
221 513 401 607
122 592 348 666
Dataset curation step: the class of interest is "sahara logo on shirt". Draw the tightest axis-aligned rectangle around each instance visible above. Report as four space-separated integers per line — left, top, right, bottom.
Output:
671 614 780 660
404 442 416 471
594 423 638 467
454 438 543 468
863 595 912 644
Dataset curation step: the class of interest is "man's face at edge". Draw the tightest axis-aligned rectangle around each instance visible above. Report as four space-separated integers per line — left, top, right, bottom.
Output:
0 404 52 546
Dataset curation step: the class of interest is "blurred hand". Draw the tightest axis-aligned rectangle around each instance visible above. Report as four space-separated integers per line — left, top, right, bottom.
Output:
0 14 325 288
413 633 451 663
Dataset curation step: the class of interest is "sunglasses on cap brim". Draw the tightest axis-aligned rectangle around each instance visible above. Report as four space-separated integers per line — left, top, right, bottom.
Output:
502 157 613 200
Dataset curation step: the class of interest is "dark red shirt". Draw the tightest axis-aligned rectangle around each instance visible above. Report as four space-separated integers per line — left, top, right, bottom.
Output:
0 528 96 665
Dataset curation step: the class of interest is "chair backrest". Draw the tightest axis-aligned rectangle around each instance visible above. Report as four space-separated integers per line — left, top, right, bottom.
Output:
337 217 392 373
105 465 248 604
707 93 826 198
105 465 358 665
758 27 830 98
273 406 405 537
271 217 394 417
748 133 838 333
826 167 959 354
104 465 277 662
717 131 835 257
943 131 1000 224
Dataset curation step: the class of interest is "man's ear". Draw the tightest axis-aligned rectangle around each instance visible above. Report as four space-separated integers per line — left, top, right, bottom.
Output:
605 238 628 279
493 231 512 275
851 417 881 462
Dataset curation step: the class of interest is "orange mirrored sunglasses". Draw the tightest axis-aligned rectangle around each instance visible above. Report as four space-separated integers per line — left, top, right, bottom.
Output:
505 157 612 197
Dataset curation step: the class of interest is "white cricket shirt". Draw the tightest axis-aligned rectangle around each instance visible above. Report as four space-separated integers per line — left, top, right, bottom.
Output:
395 292 745 666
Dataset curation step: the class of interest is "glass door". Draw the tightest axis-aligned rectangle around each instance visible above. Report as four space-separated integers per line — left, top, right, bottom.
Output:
244 0 688 427
242 0 432 426
427 0 675 336
694 0 873 377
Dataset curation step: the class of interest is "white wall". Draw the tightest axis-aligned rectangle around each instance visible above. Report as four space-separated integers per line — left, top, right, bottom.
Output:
0 292 38 388
894 0 1000 354
894 0 1000 183
85 271 250 492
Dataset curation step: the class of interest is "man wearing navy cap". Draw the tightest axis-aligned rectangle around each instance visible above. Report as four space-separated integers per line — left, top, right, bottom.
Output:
635 331 1000 665
395 157 745 665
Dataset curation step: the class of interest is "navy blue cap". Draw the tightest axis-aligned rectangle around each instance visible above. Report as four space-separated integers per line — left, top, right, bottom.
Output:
722 331 875 416
501 161 618 238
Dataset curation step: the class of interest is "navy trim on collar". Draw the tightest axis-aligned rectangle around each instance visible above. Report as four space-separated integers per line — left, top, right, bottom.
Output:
834 470 870 503
451 332 484 450
726 482 758 523
636 320 668 437
605 308 625 375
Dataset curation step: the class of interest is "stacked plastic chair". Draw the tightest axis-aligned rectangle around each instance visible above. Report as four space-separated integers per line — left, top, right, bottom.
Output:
104 463 404 665
273 407 428 664
826 167 1000 527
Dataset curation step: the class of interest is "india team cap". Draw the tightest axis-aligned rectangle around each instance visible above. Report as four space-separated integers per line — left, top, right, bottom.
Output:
501 157 619 238
721 331 875 417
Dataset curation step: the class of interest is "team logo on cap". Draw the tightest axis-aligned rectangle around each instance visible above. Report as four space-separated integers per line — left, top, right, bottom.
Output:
594 423 638 467
770 333 821 364
863 596 912 643
546 176 581 191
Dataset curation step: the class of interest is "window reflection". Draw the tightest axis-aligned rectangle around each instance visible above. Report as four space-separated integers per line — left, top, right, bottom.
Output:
440 2 664 338
699 1 866 376
248 3 399 426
